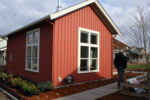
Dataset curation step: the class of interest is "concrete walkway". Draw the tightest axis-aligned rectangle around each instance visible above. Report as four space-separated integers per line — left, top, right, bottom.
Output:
0 92 9 100
54 74 146 100
54 82 120 100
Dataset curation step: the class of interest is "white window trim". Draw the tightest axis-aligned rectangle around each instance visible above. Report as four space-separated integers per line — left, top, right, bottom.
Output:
25 28 40 73
78 27 100 74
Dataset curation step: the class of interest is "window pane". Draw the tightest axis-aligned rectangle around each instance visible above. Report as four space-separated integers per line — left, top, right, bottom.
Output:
27 47 31 57
81 32 88 43
33 31 39 43
27 57 31 69
33 46 38 57
90 59 97 70
32 57 38 70
80 59 88 71
81 46 89 58
28 33 33 44
91 47 98 58
91 34 97 44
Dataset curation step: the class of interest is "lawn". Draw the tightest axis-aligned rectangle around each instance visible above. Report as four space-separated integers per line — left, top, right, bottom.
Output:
114 64 150 69
127 64 150 69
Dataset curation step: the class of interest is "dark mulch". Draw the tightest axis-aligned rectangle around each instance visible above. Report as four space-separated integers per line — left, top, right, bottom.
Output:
0 72 143 100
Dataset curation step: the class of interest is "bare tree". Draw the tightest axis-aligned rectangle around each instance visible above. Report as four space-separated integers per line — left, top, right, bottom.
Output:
123 6 150 99
129 7 150 48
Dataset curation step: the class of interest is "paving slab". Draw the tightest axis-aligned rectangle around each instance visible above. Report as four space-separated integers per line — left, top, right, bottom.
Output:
0 92 9 100
54 82 120 100
54 74 145 100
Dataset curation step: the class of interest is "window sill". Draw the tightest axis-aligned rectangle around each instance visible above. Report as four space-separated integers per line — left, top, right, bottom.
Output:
25 68 39 73
78 70 99 74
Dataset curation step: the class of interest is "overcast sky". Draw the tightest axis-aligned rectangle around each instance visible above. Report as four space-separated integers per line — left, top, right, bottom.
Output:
0 0 150 44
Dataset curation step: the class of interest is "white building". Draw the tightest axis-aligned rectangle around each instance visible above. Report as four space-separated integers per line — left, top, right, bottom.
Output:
0 35 7 66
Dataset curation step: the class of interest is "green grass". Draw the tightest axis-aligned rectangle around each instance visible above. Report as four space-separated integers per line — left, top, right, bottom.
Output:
127 64 149 69
114 64 150 69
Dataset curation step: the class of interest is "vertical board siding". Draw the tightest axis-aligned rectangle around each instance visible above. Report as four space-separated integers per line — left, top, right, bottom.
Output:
6 22 53 82
53 6 113 86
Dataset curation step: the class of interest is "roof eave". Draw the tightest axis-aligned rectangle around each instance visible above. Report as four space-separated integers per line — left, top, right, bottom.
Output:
94 0 121 35
4 0 121 37
3 15 50 37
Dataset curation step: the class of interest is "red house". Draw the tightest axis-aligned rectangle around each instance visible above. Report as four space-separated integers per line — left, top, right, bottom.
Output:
4 0 121 87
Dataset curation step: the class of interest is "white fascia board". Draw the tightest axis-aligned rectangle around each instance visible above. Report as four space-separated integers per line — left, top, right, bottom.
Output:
50 0 95 20
94 0 121 35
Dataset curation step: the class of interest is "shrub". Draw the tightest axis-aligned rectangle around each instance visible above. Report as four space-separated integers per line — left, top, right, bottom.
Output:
7 73 13 82
11 78 39 96
11 78 22 87
38 81 53 92
21 81 36 95
2 73 8 79
34 89 41 95
8 73 13 78
0 72 13 80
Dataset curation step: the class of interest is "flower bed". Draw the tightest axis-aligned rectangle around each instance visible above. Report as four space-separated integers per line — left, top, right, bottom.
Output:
0 72 143 100
0 71 53 99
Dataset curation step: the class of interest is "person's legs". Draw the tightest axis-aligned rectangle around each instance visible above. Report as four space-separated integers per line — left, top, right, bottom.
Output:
117 67 125 88
117 67 121 87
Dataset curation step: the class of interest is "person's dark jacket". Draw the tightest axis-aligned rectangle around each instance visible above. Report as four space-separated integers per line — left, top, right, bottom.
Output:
114 53 127 68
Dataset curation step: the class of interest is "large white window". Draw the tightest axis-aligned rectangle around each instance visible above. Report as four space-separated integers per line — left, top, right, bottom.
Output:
26 28 40 72
78 27 99 73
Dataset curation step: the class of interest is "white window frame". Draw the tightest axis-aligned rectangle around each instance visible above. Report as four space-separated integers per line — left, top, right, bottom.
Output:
25 28 40 73
78 27 100 74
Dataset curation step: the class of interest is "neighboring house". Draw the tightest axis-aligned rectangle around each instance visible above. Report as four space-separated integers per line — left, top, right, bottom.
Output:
0 35 7 66
112 39 146 64
125 47 145 64
4 0 120 87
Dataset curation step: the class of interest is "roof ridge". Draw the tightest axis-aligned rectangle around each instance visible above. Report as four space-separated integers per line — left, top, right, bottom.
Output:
4 0 121 37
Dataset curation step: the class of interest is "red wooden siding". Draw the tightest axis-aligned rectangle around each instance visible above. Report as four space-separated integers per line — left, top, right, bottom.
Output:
52 6 113 86
6 22 53 82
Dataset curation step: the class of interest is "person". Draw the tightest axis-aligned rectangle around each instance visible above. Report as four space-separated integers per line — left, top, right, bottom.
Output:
114 50 127 88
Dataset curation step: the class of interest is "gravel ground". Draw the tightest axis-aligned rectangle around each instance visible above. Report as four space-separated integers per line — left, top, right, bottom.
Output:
0 92 9 100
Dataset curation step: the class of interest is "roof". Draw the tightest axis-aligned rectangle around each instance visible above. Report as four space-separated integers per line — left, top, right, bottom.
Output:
113 38 130 49
130 47 145 55
4 0 121 37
